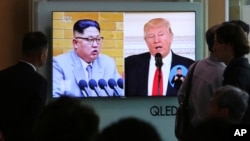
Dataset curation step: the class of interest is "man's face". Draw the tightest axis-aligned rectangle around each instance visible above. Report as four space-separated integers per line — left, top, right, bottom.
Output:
177 69 182 75
207 94 227 119
208 96 219 117
73 27 102 63
144 25 173 58
38 47 48 67
213 35 231 63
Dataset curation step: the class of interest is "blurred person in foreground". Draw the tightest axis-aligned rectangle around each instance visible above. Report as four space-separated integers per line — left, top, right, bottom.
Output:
183 117 231 141
34 96 99 141
97 117 162 141
208 85 249 124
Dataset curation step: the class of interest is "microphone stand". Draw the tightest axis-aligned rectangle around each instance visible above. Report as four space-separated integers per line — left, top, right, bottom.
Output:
155 53 163 96
157 67 162 96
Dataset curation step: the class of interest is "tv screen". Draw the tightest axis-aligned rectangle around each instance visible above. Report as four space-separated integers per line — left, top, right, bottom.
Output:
38 2 203 141
52 11 196 98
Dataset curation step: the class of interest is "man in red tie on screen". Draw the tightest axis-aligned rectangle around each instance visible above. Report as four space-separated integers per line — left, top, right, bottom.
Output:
125 18 194 96
152 53 163 96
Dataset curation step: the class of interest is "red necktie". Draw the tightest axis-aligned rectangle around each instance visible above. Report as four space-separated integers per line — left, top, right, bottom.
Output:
152 68 163 96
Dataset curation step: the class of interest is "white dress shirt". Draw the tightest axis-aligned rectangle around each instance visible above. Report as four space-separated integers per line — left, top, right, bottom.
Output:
148 52 172 96
20 60 36 71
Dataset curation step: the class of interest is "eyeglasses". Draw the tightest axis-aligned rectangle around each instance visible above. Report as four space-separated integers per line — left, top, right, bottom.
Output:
75 37 104 45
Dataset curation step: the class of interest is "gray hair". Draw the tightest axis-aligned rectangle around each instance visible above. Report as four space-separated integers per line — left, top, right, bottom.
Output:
214 85 249 123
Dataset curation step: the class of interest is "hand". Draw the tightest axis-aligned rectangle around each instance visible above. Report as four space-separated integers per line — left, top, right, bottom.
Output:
180 77 184 81
174 76 178 80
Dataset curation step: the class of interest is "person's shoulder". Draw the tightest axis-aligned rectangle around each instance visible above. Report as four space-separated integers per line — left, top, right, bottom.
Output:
27 72 47 87
204 55 226 68
125 52 150 61
172 52 194 64
0 63 19 76
0 66 11 74
236 57 250 68
226 57 250 73
53 50 74 60
98 53 115 61
172 52 193 61
0 69 7 79
96 54 117 66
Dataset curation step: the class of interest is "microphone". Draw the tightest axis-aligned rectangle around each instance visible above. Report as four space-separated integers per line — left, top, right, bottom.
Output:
155 53 163 69
88 79 100 97
155 53 163 95
108 78 120 96
117 78 124 89
78 80 90 97
98 79 111 96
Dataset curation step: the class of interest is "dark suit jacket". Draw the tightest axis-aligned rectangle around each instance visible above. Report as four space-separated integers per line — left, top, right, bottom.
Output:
125 51 194 96
222 57 250 124
0 61 47 141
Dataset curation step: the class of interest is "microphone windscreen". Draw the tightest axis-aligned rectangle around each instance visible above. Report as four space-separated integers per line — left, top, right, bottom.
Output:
98 79 107 89
155 53 163 67
79 80 88 90
88 79 98 90
155 53 162 58
108 79 117 89
117 78 124 89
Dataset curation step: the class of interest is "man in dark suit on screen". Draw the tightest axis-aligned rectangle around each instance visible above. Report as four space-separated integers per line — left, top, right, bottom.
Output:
171 67 185 90
0 31 48 141
125 18 194 96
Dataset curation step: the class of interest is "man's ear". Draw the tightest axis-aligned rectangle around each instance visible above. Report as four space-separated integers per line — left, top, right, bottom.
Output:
39 49 48 63
73 39 78 49
39 50 46 60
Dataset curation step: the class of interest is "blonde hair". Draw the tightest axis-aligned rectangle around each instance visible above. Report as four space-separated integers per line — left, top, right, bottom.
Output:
144 18 173 37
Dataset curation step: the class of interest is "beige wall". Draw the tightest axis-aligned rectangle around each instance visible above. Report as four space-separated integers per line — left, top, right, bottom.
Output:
208 0 226 28
0 0 30 70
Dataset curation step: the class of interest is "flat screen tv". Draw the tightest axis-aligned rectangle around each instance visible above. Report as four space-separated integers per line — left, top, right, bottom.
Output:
36 1 203 98
52 11 197 98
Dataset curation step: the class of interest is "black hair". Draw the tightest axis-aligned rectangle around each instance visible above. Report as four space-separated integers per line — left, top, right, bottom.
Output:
177 67 182 70
97 117 162 141
34 96 99 141
73 19 100 34
229 19 250 35
22 31 48 56
216 22 250 57
215 85 249 123
206 24 220 52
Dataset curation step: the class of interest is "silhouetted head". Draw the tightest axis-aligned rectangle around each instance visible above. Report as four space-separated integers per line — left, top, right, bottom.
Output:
34 96 99 141
97 117 162 141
